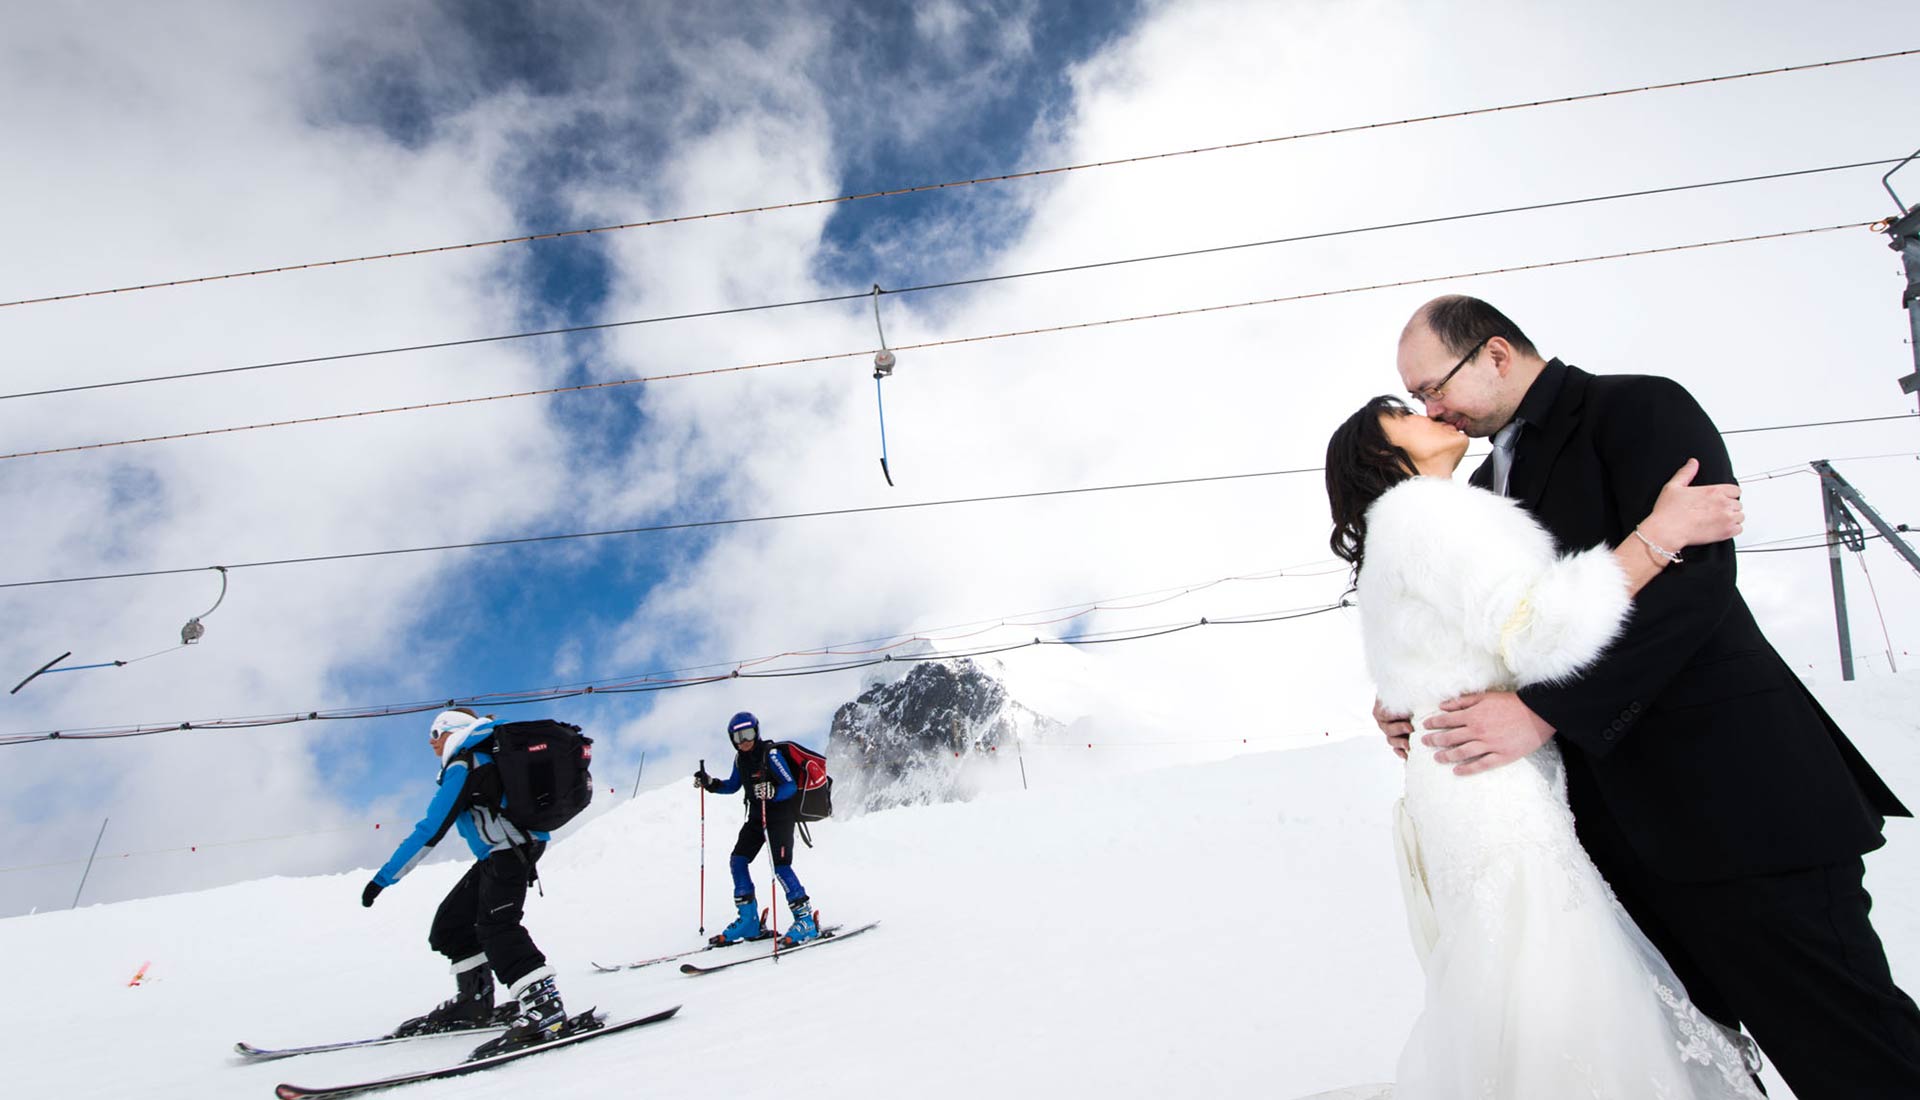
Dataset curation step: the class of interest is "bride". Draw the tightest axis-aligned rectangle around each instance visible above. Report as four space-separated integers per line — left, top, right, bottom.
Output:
1324 395 1763 1099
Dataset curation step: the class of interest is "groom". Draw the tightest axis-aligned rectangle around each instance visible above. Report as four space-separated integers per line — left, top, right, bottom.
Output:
1378 294 1920 1097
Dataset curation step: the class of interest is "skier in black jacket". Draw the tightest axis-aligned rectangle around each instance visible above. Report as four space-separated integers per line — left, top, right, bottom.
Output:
694 711 821 947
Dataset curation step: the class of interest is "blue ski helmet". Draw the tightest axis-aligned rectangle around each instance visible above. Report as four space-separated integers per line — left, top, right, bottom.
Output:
727 711 760 747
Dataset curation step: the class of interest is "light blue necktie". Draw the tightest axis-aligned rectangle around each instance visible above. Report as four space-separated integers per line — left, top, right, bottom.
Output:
1490 420 1523 496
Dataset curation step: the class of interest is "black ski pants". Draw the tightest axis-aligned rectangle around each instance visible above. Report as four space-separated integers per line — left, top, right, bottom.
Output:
428 843 547 988
730 797 797 866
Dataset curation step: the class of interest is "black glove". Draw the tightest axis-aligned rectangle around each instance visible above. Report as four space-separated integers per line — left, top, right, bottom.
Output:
693 766 711 791
751 781 774 800
361 881 383 908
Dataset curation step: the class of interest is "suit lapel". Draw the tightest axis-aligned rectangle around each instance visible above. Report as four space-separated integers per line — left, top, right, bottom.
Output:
1467 455 1495 491
1510 365 1590 511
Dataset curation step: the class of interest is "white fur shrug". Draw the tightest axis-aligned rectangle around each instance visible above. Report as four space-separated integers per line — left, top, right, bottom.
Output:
1358 476 1631 714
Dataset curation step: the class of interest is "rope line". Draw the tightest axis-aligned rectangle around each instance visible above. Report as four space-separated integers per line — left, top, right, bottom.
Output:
4 48 1910 310
0 222 1874 462
5 157 1899 403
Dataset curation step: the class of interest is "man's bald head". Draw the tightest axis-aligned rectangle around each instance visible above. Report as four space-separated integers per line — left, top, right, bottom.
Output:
1402 295 1539 360
1395 295 1546 438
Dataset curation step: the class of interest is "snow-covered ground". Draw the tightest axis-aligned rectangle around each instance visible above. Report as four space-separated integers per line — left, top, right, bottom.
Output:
11 675 1920 1099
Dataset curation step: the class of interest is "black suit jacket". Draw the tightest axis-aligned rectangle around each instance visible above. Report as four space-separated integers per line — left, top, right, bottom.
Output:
1472 361 1907 882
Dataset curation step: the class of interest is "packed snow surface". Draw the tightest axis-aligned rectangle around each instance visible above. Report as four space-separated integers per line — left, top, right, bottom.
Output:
11 675 1920 1099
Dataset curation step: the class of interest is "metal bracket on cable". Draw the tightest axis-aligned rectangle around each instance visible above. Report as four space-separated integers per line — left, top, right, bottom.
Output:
870 284 897 486
180 565 228 644
10 565 229 693
1878 146 1920 399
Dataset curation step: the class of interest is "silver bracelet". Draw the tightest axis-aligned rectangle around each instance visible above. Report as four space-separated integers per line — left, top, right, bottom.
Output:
1633 526 1684 565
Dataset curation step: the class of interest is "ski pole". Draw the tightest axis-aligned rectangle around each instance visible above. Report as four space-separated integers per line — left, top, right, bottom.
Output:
698 759 706 937
762 791 779 955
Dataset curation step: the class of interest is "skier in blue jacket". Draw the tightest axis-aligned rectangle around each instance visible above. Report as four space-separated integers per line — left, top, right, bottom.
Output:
362 708 570 1057
694 711 822 948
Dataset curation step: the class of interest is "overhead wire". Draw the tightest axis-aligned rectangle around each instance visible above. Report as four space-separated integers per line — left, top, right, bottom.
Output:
3 156 1902 403
1739 451 1920 482
0 221 1880 463
0 599 1354 746
5 421 1912 592
3 47 1911 311
1738 531 1903 554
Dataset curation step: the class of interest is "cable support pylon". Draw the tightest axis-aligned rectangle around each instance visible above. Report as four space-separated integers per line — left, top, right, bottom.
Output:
2 47 1912 310
0 221 1878 463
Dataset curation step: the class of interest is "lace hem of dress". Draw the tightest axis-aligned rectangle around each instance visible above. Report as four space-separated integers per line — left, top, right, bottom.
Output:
1655 978 1768 1098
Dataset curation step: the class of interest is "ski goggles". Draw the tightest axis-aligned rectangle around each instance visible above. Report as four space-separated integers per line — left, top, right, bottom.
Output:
728 722 759 747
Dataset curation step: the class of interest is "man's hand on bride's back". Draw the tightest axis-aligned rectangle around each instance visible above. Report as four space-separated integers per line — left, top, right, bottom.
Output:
1373 697 1413 759
1422 692 1555 775
1641 457 1743 552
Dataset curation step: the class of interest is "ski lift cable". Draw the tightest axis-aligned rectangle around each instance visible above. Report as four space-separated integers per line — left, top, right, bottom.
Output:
0 598 1355 745
3 554 1351 729
1739 531 1904 554
9 566 233 694
3 156 1903 405
1853 547 1902 666
1740 450 1920 481
0 221 1879 463
4 47 1910 311
872 284 897 486
4 421 1912 595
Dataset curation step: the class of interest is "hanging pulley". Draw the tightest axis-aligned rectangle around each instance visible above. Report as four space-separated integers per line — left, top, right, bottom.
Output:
181 565 228 643
871 284 897 486
9 566 230 693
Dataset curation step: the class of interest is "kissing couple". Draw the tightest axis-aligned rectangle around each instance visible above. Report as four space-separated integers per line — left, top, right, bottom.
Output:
1323 295 1920 1099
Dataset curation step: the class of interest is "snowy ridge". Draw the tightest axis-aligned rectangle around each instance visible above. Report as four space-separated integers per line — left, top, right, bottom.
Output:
11 676 1920 1098
828 657 1064 813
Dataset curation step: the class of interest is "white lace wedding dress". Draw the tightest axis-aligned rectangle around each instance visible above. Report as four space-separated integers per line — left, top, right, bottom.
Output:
1359 477 1763 1100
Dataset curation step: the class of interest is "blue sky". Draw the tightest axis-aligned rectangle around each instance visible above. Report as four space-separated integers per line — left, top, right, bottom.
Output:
276 2 1149 818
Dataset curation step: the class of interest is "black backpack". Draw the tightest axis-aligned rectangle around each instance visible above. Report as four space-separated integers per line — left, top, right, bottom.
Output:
459 719 595 833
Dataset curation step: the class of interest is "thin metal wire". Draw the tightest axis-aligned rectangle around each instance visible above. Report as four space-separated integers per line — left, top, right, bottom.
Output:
3 156 1901 403
5 48 1911 311
0 222 1874 463
0 599 1354 745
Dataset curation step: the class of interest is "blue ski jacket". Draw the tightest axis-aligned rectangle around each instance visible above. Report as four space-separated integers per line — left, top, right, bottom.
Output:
711 744 798 804
373 718 550 887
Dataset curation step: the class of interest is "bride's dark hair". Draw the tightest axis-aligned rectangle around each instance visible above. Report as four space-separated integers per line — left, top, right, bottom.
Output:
1325 395 1421 571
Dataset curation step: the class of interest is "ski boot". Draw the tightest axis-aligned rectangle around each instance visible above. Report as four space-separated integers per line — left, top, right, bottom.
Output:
470 967 568 1059
708 896 762 946
391 956 500 1037
778 895 820 947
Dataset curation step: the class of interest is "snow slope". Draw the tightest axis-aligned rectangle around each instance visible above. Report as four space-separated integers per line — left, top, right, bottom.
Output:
10 676 1920 1099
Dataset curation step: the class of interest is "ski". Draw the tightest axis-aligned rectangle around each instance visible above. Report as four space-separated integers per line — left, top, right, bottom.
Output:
679 921 879 975
271 1004 680 1099
591 928 777 972
237 1006 520 1061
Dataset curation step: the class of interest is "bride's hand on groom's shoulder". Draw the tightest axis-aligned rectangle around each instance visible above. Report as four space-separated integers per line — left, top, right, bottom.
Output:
1422 692 1555 775
1373 697 1413 759
1645 457 1744 552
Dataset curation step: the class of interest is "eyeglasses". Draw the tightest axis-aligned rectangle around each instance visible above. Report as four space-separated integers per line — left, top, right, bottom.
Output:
1408 336 1489 406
